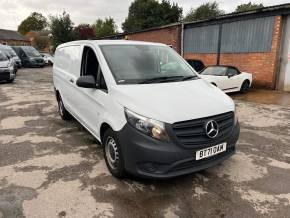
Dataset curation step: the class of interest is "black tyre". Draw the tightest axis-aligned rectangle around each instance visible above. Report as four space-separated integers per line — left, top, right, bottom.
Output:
240 80 250 93
7 79 14 83
103 128 126 178
57 95 71 120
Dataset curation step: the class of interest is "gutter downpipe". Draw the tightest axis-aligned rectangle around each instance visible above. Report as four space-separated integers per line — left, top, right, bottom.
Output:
181 22 184 56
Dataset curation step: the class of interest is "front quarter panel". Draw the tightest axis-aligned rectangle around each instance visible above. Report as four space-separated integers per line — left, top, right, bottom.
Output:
97 90 127 136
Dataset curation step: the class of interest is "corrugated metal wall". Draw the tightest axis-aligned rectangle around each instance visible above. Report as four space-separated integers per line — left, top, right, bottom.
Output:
184 25 219 53
221 17 275 52
184 16 275 53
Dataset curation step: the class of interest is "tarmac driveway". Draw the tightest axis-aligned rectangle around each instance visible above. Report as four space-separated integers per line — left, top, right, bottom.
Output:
0 67 290 218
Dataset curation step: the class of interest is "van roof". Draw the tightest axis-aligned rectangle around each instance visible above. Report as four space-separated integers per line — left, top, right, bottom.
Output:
57 40 167 49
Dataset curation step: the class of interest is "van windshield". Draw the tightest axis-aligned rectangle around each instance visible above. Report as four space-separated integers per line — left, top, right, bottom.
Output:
0 46 16 58
100 45 198 84
22 47 41 57
6 47 18 57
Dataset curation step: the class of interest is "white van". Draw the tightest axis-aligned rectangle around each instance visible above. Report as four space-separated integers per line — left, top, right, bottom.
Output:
53 40 240 179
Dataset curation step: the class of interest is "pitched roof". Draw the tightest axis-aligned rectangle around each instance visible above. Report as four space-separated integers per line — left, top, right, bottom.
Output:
0 29 27 41
25 30 51 37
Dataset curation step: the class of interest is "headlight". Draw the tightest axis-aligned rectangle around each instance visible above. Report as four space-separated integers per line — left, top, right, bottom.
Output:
124 108 170 142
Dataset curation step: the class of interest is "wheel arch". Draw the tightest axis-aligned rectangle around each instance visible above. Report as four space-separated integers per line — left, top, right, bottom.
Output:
100 122 113 144
242 79 251 87
54 88 61 101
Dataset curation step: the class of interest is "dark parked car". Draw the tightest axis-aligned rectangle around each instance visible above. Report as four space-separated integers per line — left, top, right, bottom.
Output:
12 46 44 68
0 51 16 83
186 59 205 72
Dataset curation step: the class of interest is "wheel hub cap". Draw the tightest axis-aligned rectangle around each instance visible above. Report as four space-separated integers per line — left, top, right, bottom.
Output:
105 137 119 169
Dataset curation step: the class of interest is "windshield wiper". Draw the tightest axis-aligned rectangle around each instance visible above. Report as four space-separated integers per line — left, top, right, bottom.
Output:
181 75 199 81
139 76 184 84
140 75 198 84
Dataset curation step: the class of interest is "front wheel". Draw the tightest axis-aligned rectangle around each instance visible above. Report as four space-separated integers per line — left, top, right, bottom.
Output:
103 129 126 178
240 80 250 93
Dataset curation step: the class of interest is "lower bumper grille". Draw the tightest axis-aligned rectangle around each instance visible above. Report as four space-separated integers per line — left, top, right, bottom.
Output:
171 146 235 172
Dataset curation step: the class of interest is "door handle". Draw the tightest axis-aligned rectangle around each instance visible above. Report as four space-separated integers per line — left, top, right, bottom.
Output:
69 78 74 83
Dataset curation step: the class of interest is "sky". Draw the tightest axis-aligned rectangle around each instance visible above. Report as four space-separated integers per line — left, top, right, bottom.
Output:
0 0 289 31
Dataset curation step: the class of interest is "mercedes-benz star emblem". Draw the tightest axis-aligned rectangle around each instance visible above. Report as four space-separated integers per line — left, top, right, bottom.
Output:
205 120 219 138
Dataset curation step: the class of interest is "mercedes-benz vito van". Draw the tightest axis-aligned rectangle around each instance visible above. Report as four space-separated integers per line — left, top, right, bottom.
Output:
53 40 240 179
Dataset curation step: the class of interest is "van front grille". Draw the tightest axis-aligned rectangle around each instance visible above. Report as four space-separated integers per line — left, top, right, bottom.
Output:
172 112 234 147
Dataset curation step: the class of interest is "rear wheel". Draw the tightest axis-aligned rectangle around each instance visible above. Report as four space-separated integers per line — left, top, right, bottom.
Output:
7 79 14 83
240 80 250 93
57 95 71 120
103 128 126 178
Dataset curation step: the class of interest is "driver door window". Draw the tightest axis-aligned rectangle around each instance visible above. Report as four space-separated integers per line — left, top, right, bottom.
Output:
81 46 107 91
81 46 99 80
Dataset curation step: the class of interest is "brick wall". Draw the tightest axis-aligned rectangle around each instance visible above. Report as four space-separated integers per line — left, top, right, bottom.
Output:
183 53 218 66
184 16 283 89
127 25 181 53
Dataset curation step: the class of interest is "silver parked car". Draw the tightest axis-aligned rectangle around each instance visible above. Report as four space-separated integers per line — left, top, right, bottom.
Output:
0 45 22 69
0 51 15 83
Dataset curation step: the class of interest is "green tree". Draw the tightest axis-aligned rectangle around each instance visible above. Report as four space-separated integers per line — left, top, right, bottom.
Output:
184 2 224 22
122 0 182 32
92 18 117 38
18 12 48 35
33 36 50 51
49 12 75 51
235 2 264 13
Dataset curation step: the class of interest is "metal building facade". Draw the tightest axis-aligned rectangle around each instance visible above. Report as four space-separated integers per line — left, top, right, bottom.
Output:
184 25 219 53
221 17 275 53
184 16 275 54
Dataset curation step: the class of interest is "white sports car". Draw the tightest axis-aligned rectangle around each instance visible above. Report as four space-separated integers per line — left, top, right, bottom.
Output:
41 53 54 65
199 65 252 93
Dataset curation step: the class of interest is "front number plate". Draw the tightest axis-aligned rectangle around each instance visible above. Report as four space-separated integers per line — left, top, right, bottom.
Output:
196 143 227 160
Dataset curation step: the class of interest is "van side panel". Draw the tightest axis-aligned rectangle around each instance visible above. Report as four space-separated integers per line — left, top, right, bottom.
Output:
53 45 83 114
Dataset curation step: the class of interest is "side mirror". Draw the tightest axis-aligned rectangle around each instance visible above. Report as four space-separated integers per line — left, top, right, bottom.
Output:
76 75 97 89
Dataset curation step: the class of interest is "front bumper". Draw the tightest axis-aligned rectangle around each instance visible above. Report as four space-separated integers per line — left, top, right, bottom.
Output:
117 121 240 179
0 69 15 81
23 59 44 67
30 62 44 67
